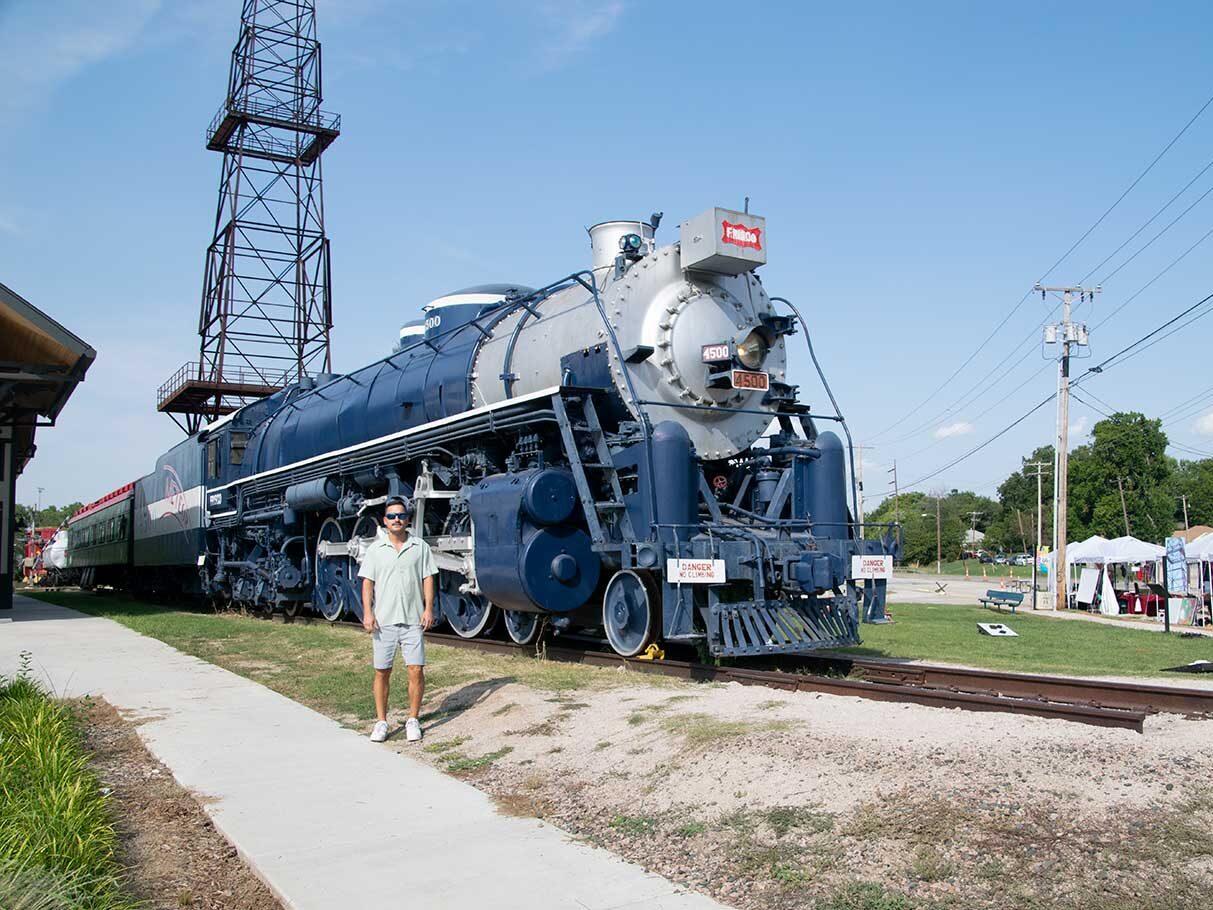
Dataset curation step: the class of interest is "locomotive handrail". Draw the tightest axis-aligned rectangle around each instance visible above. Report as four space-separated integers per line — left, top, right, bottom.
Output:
568 269 661 536
631 398 841 423
477 269 663 535
769 296 861 540
259 295 531 431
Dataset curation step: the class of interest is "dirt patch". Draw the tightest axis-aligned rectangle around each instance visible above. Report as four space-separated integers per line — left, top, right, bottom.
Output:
78 698 283 910
380 667 1213 909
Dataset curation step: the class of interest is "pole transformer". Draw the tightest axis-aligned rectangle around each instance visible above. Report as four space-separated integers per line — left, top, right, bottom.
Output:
158 0 341 434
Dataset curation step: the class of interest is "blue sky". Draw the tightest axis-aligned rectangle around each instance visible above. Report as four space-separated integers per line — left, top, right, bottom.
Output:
3 0 1212 513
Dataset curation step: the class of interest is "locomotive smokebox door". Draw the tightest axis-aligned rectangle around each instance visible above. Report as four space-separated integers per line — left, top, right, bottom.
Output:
679 207 767 275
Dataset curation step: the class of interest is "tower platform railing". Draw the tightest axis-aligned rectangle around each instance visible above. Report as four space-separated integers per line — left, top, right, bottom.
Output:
157 361 293 416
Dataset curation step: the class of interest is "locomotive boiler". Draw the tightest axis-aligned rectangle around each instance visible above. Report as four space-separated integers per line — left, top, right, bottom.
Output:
76 207 895 657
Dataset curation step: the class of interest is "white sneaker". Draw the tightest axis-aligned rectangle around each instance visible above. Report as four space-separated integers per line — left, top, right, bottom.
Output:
370 720 389 743
405 717 422 742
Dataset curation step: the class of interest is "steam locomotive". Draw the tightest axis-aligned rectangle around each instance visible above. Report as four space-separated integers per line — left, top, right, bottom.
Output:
60 207 894 657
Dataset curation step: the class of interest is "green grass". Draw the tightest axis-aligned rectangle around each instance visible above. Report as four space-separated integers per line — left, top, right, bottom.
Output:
442 746 513 773
0 659 139 910
422 736 469 754
27 592 681 725
608 814 655 836
656 712 794 746
900 559 1035 579
817 882 913 910
842 601 1213 677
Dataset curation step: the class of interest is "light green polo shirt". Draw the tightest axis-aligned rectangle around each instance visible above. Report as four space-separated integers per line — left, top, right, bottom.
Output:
357 533 439 626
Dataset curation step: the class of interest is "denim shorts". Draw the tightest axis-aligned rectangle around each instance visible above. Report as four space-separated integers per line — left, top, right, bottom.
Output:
372 623 425 669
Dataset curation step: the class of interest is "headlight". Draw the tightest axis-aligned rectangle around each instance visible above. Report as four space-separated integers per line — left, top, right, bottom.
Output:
736 329 769 369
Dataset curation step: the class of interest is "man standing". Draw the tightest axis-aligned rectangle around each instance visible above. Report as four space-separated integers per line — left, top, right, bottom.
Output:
358 496 438 743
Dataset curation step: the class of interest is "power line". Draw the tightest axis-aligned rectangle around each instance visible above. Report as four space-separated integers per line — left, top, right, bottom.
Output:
900 392 1057 492
1172 440 1213 459
896 362 1052 461
1079 154 1213 285
1092 223 1213 331
1074 291 1213 383
896 214 1213 449
904 287 1213 491
1158 381 1213 423
876 90 1213 442
880 310 1058 445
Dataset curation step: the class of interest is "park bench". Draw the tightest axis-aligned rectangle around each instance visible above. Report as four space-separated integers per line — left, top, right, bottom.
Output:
978 590 1023 615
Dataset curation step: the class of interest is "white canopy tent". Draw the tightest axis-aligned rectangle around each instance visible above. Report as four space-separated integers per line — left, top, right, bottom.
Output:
1044 535 1106 597
1185 532 1213 561
1047 535 1165 610
1186 533 1213 627
1101 535 1166 562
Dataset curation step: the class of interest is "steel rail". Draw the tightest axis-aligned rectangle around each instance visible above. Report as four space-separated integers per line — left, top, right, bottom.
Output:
828 653 1213 718
421 632 1148 732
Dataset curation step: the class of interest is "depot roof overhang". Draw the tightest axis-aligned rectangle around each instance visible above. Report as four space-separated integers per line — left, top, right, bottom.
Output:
1 281 96 475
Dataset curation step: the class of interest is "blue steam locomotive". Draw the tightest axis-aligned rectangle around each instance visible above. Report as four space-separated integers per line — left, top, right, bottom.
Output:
63 208 894 657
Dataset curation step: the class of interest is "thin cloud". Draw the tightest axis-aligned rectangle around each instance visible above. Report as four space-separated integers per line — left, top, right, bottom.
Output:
0 213 17 235
533 0 624 71
934 421 973 439
1069 415 1088 438
0 0 161 115
1195 411 1213 436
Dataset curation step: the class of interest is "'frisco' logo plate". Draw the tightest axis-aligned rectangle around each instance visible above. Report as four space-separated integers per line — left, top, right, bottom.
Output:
721 220 762 251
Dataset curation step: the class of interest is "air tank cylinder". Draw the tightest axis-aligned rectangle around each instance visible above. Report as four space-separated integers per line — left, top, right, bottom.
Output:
753 469 781 515
648 421 697 543
802 431 849 538
284 477 341 511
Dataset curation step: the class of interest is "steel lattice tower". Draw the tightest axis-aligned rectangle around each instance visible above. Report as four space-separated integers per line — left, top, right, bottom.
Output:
158 0 339 434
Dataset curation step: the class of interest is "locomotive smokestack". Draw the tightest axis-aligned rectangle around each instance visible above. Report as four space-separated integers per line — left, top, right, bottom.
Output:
587 220 655 270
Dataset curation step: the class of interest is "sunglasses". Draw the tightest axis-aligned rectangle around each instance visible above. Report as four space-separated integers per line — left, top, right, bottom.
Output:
384 512 408 521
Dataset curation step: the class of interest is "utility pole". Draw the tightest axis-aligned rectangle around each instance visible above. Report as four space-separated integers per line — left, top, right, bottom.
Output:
1026 461 1049 611
1179 494 1191 535
856 443 871 540
935 495 942 574
1117 477 1131 536
1039 284 1099 611
36 486 44 528
967 510 983 548
888 460 900 523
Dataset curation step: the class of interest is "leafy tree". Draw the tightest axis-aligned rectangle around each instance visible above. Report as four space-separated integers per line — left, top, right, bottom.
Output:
1066 413 1172 540
865 489 975 565
945 489 1000 550
14 502 82 529
986 445 1054 554
1171 458 1213 529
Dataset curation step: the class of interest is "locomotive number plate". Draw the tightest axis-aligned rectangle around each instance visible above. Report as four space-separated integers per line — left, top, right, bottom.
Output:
731 369 769 391
701 342 731 363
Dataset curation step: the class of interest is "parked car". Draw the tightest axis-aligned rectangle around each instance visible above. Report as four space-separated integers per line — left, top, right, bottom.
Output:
1012 553 1032 566
978 551 994 564
993 553 1009 565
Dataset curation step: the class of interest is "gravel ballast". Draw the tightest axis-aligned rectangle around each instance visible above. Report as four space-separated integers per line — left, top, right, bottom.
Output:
384 659 1213 909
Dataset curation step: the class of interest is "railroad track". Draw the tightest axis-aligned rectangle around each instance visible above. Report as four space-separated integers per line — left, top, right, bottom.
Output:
421 632 1213 733
831 654 1213 719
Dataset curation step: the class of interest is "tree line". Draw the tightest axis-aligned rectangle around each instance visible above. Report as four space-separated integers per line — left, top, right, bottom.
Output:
865 412 1213 565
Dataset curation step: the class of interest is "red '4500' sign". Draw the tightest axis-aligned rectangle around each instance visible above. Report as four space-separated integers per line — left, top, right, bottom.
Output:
731 369 769 391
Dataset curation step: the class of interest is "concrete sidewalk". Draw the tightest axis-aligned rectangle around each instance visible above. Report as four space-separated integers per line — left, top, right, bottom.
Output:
1 595 727 910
